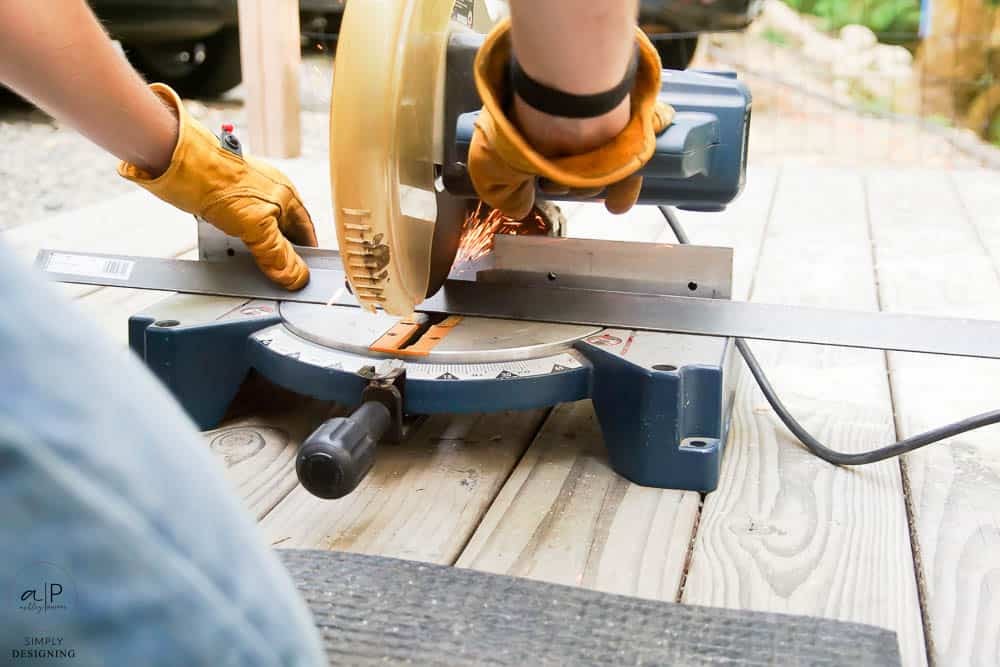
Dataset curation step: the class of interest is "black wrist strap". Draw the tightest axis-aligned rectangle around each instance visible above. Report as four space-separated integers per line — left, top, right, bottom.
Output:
509 46 639 119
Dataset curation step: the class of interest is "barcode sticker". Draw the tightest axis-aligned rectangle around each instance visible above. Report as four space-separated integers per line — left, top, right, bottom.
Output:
44 253 135 281
451 0 473 26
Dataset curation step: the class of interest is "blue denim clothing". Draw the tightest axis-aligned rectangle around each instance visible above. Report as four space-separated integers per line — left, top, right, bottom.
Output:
0 241 325 667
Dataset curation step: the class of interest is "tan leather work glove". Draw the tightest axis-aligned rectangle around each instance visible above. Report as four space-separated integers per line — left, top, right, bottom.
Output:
119 84 317 290
469 19 674 219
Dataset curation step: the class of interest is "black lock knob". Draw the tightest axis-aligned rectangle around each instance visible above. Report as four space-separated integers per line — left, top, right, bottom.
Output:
296 401 390 499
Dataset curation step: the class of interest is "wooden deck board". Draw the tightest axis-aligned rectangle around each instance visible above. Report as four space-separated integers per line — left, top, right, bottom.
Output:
258 409 549 564
456 169 777 598
13 160 1000 659
868 168 1000 666
206 397 342 522
7 157 332 342
681 166 927 667
456 399 697 597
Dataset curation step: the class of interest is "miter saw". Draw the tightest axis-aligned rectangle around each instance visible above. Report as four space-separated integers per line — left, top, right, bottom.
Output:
37 0 1000 500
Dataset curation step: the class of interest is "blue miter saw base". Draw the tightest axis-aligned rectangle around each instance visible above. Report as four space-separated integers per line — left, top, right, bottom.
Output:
130 301 737 494
128 63 750 499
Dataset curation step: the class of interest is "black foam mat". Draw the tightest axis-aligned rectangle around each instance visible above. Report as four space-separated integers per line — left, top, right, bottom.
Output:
279 549 902 666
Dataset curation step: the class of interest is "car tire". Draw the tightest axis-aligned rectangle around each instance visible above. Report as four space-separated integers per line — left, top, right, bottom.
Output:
653 35 699 70
123 27 242 99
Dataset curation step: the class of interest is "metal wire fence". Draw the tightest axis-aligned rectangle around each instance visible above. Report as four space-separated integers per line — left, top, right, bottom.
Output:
690 0 1000 169
298 0 1000 170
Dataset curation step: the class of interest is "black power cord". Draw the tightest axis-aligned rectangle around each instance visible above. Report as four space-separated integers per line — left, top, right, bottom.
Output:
658 205 1000 465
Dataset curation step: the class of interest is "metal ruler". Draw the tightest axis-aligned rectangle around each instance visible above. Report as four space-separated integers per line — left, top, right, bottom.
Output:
35 249 1000 360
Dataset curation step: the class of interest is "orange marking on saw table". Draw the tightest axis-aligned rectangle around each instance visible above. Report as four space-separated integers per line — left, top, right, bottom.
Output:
369 319 422 354
368 316 464 357
402 316 463 356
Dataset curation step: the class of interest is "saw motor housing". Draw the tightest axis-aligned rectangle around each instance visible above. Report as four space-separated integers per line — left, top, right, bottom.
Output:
330 2 752 316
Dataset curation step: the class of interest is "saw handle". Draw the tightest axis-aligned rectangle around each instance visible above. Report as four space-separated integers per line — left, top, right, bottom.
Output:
296 402 388 499
296 369 406 500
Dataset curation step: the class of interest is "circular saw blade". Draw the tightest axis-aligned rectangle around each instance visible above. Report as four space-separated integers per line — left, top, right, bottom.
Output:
331 0 475 316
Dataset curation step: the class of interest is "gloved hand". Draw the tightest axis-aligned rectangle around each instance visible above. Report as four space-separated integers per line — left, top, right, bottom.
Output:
119 84 317 290
468 19 673 219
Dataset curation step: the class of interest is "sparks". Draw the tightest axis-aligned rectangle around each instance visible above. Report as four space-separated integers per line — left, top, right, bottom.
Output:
455 202 551 264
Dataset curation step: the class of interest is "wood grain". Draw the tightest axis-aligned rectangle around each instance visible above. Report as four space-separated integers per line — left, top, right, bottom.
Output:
456 168 777 599
237 0 302 157
456 400 698 598
205 397 342 521
260 409 548 563
867 168 1000 666
4 192 196 262
682 166 927 667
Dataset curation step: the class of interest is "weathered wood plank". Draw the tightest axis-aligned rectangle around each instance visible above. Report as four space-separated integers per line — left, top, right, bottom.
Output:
3 192 195 262
457 168 777 598
5 156 333 266
75 287 173 346
205 397 342 521
867 168 1000 666
682 166 926 667
5 191 197 302
260 409 548 564
237 0 302 157
456 399 699 597
11 156 332 341
6 194 196 342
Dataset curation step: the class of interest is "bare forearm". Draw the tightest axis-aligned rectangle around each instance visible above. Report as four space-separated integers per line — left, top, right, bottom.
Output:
509 0 638 155
0 0 177 175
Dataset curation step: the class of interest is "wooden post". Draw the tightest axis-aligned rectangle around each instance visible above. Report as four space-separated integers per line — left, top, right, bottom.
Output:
237 0 302 157
915 0 999 125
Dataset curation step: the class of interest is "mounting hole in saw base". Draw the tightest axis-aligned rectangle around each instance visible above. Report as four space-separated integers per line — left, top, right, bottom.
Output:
154 319 181 328
688 440 709 448
687 281 698 291
653 364 678 372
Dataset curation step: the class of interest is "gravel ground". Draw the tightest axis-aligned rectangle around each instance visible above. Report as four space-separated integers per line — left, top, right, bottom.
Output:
0 53 334 232
0 102 131 231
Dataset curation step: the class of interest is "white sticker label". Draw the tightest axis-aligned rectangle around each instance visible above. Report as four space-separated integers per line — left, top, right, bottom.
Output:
44 253 135 281
451 0 474 26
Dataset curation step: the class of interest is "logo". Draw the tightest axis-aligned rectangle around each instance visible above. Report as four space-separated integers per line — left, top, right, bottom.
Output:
7 563 79 662
12 562 75 615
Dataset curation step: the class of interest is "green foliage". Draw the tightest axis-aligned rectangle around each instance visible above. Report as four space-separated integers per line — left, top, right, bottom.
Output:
926 114 955 127
988 111 1000 146
782 0 922 38
762 27 791 46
